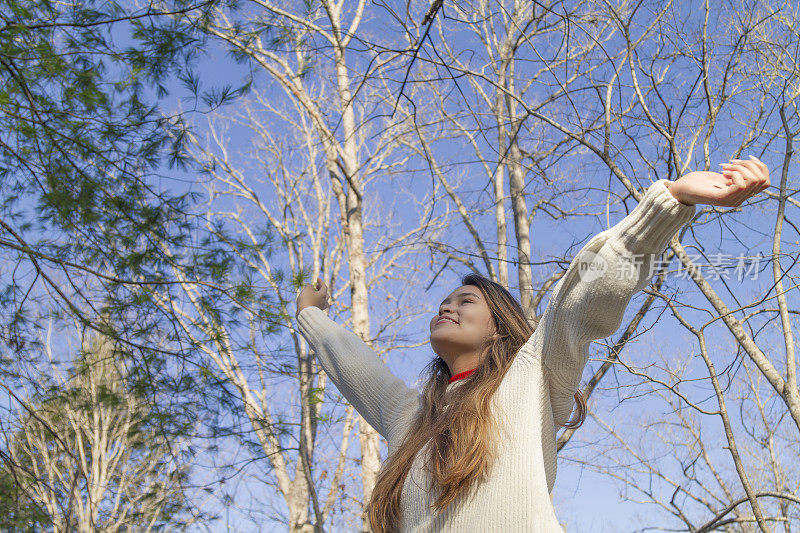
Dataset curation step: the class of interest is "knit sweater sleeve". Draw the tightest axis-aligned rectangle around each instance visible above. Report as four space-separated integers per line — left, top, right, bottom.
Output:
296 306 420 443
535 179 696 427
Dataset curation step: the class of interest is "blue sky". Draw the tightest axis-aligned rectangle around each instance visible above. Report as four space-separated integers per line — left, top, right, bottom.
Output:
59 1 799 530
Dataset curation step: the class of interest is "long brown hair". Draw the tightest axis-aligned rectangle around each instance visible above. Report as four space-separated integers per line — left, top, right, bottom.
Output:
366 274 586 531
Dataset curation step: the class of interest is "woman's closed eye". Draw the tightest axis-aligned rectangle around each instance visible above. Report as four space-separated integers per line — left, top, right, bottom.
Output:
437 297 476 314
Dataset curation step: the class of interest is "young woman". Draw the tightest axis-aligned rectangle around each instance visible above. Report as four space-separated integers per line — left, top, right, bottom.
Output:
296 158 769 532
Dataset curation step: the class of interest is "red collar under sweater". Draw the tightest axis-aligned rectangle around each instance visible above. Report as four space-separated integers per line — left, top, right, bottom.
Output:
448 368 477 383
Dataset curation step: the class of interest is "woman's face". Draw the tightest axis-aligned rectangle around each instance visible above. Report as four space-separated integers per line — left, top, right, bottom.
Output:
429 285 496 360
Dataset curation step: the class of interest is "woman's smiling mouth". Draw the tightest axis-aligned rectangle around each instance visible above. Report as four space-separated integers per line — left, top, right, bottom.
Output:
436 316 458 325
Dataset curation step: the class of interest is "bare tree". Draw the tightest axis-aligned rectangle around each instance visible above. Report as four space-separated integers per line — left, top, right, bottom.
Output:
2 330 190 532
191 4 406 528
410 0 624 318
152 37 446 531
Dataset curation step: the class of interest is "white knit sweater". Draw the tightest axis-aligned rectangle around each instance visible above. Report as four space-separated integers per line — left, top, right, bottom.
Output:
297 179 696 532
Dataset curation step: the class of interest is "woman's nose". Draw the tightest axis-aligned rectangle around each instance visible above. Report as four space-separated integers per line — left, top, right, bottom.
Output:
439 303 455 315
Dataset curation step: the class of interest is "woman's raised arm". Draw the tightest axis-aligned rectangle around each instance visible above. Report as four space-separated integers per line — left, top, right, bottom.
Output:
296 280 420 443
536 158 769 427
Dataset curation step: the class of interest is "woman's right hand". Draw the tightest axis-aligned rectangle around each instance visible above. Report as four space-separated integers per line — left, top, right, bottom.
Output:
296 278 330 317
668 156 769 207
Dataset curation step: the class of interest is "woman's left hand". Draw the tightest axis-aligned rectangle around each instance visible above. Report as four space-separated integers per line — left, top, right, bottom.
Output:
296 278 330 317
666 156 770 207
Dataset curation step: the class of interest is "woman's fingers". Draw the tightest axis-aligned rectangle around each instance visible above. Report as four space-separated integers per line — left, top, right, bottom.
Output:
721 166 747 205
722 159 765 205
736 157 770 191
316 278 328 296
732 162 759 204
747 155 771 191
744 155 770 195
314 278 330 308
748 155 770 177
736 159 767 192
